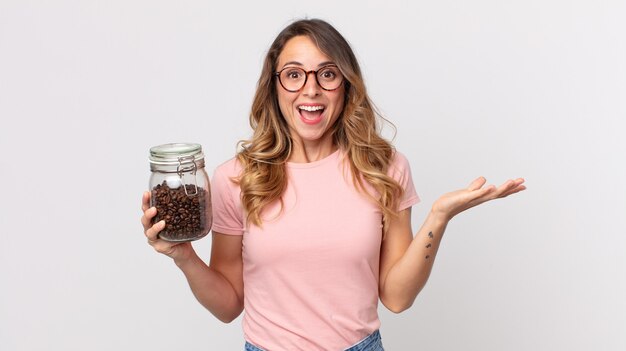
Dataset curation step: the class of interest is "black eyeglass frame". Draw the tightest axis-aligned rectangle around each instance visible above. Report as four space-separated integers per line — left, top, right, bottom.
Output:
274 65 344 92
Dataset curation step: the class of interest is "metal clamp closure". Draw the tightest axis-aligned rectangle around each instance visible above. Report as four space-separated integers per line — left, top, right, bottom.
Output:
176 155 198 196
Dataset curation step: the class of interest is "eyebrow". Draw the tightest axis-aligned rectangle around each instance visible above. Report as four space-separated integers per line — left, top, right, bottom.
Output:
279 61 336 69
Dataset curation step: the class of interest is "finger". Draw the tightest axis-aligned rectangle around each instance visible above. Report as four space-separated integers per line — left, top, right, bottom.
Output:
152 241 181 256
475 184 496 197
486 180 514 198
501 184 527 198
468 176 487 191
498 178 524 195
495 178 525 198
145 220 165 241
140 207 157 229
468 178 525 206
141 191 151 212
466 184 496 205
507 178 525 189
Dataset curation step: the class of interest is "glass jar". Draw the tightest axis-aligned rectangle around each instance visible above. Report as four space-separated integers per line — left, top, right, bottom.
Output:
148 143 212 242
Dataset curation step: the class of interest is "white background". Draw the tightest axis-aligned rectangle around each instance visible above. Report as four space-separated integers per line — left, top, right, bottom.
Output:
1 1 624 350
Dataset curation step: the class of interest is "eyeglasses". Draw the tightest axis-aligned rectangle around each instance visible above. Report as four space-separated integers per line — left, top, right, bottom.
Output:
275 65 344 92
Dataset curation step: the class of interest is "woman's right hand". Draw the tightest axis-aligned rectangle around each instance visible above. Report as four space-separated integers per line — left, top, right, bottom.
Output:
141 191 194 263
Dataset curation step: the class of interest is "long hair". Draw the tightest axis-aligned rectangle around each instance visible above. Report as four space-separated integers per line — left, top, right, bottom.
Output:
236 18 403 232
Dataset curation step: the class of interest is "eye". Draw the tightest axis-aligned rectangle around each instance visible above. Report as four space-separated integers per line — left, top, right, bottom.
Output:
284 69 303 80
319 67 339 80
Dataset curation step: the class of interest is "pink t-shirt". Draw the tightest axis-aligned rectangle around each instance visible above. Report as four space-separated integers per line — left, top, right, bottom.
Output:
210 149 419 351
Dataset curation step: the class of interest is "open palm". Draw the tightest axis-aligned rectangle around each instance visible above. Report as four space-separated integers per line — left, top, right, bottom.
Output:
432 177 526 221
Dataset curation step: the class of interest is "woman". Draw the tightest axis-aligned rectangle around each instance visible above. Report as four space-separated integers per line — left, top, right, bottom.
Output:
141 19 525 351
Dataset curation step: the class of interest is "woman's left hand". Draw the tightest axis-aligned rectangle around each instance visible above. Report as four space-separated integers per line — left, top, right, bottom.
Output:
432 177 526 222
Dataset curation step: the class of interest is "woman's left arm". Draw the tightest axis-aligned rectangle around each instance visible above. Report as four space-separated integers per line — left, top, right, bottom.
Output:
378 176 526 313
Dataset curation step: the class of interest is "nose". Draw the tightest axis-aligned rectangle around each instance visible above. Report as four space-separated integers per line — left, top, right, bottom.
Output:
302 71 321 96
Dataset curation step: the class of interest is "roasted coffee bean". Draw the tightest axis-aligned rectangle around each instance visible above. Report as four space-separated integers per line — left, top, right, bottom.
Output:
151 181 209 241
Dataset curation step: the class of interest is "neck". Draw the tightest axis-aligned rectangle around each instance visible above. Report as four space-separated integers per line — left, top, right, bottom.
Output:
288 136 337 163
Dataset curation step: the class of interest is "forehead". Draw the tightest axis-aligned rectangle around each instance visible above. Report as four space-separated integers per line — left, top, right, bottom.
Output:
276 35 333 68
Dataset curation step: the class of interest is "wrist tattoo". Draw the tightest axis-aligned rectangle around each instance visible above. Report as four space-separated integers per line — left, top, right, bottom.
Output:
425 255 430 259
428 231 434 239
426 243 432 248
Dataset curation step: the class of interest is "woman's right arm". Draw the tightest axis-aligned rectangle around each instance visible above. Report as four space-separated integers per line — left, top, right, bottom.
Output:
141 191 244 323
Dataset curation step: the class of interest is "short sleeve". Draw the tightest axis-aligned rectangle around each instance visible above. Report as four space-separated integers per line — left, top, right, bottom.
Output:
388 151 420 211
210 158 245 235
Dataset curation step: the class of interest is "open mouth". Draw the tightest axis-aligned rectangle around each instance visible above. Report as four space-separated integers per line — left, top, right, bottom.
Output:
298 105 325 124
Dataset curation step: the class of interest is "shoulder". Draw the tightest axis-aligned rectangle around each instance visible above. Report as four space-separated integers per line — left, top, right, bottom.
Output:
211 156 243 193
389 149 420 207
213 155 243 179
388 149 412 175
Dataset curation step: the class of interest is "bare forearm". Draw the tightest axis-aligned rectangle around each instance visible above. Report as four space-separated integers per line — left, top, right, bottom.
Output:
381 210 448 312
380 176 526 313
175 254 243 323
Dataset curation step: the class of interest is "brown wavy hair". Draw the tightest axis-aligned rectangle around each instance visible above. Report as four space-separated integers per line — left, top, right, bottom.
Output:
236 18 403 232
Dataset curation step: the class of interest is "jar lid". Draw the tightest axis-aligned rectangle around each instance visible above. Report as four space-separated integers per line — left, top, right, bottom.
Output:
149 143 204 166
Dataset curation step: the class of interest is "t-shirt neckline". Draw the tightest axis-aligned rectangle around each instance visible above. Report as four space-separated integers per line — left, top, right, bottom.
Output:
286 148 342 169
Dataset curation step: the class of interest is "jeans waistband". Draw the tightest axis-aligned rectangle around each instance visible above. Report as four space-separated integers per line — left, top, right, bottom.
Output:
244 330 383 351
344 329 383 351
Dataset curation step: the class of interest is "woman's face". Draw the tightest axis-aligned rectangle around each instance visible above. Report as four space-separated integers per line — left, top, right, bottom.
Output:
275 35 345 151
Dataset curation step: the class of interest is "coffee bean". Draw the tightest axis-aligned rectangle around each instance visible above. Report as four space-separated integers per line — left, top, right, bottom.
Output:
151 181 210 241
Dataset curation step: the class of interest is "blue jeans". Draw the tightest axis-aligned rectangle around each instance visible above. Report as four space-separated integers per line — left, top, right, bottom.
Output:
244 329 384 351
